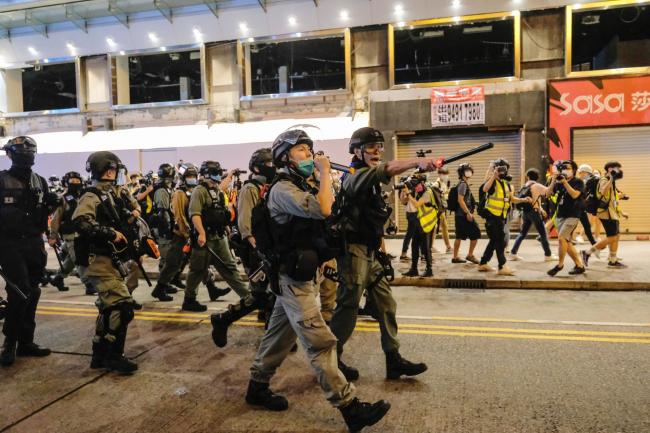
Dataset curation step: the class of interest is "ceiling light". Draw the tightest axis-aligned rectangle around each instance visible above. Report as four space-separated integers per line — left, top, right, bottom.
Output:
396 21 406 28
295 32 302 37
463 25 493 34
239 22 249 33
192 27 203 42
160 46 167 52
43 58 50 63
394 4 404 16
288 16 297 26
148 32 158 43
119 50 126 55
340 10 349 21
28 46 38 56
106 37 117 48
247 37 254 43
452 0 461 8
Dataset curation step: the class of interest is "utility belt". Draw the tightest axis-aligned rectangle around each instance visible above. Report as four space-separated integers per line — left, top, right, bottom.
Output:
343 231 382 251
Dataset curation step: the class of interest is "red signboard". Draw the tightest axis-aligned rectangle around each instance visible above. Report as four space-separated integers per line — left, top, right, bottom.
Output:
548 76 650 162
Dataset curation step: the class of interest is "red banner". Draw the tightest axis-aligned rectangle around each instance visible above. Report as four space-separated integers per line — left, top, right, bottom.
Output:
548 76 650 161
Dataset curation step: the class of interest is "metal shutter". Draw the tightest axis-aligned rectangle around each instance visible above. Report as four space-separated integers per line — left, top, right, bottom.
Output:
574 126 650 234
395 129 522 232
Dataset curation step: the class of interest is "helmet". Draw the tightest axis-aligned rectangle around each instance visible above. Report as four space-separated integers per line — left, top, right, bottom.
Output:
86 151 123 180
349 127 385 154
492 158 510 169
157 163 175 180
457 162 474 179
271 130 313 167
199 161 223 178
178 163 199 180
249 148 273 172
62 171 82 187
3 136 37 154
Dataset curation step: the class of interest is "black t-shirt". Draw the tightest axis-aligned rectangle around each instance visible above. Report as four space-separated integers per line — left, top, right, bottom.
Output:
555 177 585 218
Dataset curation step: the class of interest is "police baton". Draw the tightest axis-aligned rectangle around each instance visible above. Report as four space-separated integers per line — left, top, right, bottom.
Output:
53 242 66 274
438 142 495 167
0 268 28 301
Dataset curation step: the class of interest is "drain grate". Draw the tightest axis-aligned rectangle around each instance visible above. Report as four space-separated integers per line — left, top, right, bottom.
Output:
444 279 487 289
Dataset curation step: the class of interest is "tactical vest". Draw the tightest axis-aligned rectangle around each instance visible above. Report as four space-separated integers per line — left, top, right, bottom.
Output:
84 187 131 259
198 183 230 235
0 170 48 239
59 192 80 235
485 180 512 219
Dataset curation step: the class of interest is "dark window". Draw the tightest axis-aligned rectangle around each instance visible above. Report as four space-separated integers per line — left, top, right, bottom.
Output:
22 62 77 112
393 17 516 84
128 50 202 104
249 36 346 95
572 4 650 72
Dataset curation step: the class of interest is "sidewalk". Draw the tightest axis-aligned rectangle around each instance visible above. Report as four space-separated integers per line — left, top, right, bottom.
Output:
46 239 650 291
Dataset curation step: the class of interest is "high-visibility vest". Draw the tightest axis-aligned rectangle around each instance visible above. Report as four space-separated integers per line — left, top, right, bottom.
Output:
417 189 439 233
485 180 512 218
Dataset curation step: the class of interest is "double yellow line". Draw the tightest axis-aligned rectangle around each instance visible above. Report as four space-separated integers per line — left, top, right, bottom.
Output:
36 305 650 345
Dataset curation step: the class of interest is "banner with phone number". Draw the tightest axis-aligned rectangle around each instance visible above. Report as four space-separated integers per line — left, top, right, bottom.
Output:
431 85 485 127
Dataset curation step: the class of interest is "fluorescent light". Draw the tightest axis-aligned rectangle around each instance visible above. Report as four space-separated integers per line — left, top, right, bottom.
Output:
452 0 461 8
66 42 76 54
106 37 117 48
295 32 302 37
43 58 50 63
148 32 158 43
452 16 461 23
160 46 167 52
288 16 297 26
340 10 349 21
247 37 254 43
396 21 406 28
394 4 404 16
239 22 249 33
463 25 493 34
28 46 38 56
119 50 126 55
422 30 444 38
192 27 203 42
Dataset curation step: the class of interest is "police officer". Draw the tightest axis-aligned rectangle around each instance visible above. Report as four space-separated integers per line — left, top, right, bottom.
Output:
329 127 434 382
150 163 177 301
210 148 276 347
48 171 97 295
0 136 58 367
72 151 139 374
184 161 248 312
246 130 390 432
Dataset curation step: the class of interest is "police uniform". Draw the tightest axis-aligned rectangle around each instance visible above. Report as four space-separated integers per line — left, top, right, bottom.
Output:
157 185 192 289
0 136 56 366
153 182 174 274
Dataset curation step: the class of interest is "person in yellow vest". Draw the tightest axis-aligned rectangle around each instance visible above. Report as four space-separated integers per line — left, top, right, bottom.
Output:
478 159 532 276
581 161 627 269
402 174 437 277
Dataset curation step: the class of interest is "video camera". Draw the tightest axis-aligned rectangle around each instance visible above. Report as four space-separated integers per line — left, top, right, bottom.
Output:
416 149 432 158
139 171 155 187
395 174 426 192
610 167 624 180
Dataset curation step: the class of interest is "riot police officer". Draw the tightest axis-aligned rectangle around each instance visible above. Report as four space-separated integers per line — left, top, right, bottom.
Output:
48 171 97 295
210 148 276 347
72 151 140 374
329 127 435 381
0 136 58 367
246 130 390 432
184 161 248 312
150 163 177 301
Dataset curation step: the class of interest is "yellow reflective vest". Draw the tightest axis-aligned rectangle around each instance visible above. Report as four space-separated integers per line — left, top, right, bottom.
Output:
485 180 512 218
417 188 439 233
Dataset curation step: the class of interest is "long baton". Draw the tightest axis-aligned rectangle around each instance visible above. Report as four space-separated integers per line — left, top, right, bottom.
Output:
440 142 495 166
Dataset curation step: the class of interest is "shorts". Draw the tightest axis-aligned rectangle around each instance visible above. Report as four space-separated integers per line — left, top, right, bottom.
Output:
600 219 620 237
556 217 579 241
455 214 481 241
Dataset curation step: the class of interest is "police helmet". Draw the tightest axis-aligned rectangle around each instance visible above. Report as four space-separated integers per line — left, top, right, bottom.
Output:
86 151 122 180
3 136 37 155
62 171 83 187
178 163 199 180
271 130 313 167
492 158 510 169
157 163 176 180
249 148 273 172
457 163 474 179
349 127 385 154
199 160 223 177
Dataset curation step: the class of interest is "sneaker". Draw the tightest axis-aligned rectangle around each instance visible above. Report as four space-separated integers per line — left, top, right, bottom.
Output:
445 246 453 254
465 255 480 264
508 254 522 261
581 250 590 267
544 255 558 262
575 235 586 244
607 260 628 269
568 266 586 275
547 265 564 276
451 258 466 264
497 266 515 276
478 264 494 272
593 249 601 259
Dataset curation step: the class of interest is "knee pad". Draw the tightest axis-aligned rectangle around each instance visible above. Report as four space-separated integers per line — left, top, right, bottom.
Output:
118 302 135 327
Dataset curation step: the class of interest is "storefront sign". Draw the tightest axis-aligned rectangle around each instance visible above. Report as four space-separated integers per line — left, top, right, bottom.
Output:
548 76 650 161
431 85 485 127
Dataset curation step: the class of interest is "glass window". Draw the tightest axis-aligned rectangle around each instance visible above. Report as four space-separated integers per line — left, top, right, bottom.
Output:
22 62 77 112
393 17 516 85
119 49 202 105
571 4 650 72
249 36 346 95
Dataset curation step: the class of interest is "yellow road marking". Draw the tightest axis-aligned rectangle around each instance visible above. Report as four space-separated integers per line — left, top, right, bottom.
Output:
36 308 650 345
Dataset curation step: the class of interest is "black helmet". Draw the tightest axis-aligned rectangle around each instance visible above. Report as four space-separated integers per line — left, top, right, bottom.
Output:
62 171 82 187
157 163 175 180
86 151 122 180
178 163 199 180
272 130 313 167
3 136 37 154
492 158 510 169
199 160 223 178
249 148 273 172
457 163 474 179
349 127 385 154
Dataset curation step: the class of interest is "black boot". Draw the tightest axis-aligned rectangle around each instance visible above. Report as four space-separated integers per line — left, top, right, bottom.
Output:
402 267 419 277
165 285 178 294
182 298 207 312
422 267 433 277
90 340 108 369
339 398 391 433
16 342 51 357
385 351 428 380
245 380 288 411
151 283 173 302
206 280 231 301
50 274 69 292
0 339 17 367
338 359 360 381
210 298 255 347
84 282 98 296
170 275 186 289
106 329 138 374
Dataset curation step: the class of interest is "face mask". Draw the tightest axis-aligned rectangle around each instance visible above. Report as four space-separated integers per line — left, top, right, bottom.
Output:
258 165 276 182
67 184 82 195
185 177 198 186
296 158 315 177
116 168 127 186
11 152 35 168
464 170 473 179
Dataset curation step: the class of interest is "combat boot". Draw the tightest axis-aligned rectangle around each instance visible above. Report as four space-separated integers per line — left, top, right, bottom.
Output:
50 274 69 292
90 340 108 369
171 275 186 289
385 351 428 380
402 267 419 277
84 282 98 296
339 398 391 433
245 380 288 411
16 342 51 357
210 298 255 347
106 355 138 374
182 298 207 312
338 359 360 381
0 339 17 367
206 280 230 301
151 283 173 301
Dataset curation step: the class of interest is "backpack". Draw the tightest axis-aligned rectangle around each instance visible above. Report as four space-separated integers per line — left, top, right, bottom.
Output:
447 184 460 213
250 182 277 258
515 184 533 212
584 174 603 215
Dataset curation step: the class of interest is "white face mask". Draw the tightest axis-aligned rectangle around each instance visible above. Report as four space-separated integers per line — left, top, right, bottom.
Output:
464 170 473 179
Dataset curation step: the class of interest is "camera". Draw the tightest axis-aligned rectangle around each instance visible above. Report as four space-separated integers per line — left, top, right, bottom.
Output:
394 175 424 192
139 171 155 186
415 149 432 158
385 219 398 236
556 174 565 181
610 168 623 180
